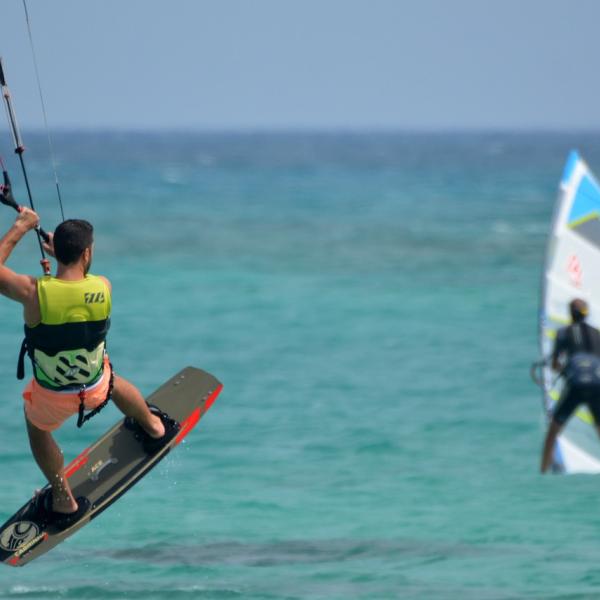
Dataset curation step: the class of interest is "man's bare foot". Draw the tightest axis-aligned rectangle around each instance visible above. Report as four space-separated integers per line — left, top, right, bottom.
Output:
32 487 78 515
143 414 165 439
51 483 78 514
52 494 78 514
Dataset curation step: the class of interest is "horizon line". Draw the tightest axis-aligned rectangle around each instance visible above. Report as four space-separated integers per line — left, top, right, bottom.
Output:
2 126 600 136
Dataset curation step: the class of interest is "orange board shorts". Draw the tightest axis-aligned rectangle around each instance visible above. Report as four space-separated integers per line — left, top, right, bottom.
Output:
23 356 112 432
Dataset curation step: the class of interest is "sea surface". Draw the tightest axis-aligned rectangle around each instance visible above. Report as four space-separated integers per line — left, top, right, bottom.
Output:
0 131 599 599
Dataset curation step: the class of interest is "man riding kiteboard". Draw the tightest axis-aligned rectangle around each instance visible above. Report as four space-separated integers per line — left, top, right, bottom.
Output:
0 208 179 529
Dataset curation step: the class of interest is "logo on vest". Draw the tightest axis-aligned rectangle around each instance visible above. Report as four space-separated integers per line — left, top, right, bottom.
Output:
84 292 105 304
55 355 92 384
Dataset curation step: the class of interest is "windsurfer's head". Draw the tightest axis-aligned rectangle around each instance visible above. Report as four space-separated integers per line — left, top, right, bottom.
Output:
569 298 589 323
53 219 94 273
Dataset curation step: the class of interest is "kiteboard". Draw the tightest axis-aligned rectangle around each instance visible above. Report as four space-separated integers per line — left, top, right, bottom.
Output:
0 366 222 566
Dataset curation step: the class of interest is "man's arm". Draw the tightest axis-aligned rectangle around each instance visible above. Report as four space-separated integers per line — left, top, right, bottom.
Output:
551 328 567 372
99 275 112 293
0 208 40 304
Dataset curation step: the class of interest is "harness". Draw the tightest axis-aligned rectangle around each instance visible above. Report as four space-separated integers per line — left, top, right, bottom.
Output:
563 322 600 387
567 322 600 355
17 275 114 427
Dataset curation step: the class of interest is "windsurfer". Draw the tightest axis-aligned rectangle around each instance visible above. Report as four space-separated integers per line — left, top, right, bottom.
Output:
541 299 600 473
0 208 171 526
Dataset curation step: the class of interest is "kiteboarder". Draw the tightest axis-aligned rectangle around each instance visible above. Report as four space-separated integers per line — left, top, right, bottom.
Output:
540 299 600 473
0 208 178 528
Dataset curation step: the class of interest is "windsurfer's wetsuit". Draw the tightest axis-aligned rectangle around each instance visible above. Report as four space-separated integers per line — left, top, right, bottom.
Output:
552 321 600 425
21 274 113 431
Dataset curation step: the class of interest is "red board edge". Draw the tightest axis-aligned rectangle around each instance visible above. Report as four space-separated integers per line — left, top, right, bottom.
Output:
65 447 90 479
174 383 223 446
7 532 48 567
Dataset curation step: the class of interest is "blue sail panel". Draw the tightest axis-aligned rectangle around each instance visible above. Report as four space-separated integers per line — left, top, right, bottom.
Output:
567 175 600 227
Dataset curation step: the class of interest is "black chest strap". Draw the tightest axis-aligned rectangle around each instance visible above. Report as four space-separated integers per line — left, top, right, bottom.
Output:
17 338 28 380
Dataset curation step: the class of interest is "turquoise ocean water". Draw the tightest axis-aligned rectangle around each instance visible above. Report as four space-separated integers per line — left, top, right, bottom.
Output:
0 132 599 599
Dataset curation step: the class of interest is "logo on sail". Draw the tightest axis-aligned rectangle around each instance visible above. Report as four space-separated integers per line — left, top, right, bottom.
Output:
567 254 583 288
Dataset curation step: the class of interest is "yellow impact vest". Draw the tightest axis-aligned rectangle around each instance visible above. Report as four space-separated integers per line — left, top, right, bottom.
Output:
24 275 112 389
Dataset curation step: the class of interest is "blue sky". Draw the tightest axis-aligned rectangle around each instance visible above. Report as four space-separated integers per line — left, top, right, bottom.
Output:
1 0 600 130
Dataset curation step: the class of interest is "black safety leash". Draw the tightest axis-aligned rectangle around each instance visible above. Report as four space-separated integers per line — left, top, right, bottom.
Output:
77 363 115 428
0 58 51 274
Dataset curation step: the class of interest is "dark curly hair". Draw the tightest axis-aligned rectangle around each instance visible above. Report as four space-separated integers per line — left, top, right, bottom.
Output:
53 219 94 265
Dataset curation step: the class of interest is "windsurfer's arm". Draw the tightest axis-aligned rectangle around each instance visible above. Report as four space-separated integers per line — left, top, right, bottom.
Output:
551 356 562 372
551 328 566 373
0 208 39 303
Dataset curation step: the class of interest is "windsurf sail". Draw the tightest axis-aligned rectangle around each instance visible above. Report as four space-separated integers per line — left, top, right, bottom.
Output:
537 151 600 473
